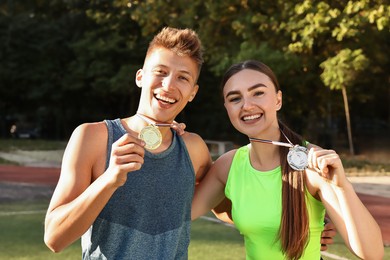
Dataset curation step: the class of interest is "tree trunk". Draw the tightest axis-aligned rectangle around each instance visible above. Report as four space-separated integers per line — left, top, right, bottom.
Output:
342 86 355 155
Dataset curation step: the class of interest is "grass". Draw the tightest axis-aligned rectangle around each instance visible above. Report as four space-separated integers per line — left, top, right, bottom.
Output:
342 157 390 176
0 201 389 260
0 139 67 152
0 201 80 260
0 157 17 165
0 201 245 260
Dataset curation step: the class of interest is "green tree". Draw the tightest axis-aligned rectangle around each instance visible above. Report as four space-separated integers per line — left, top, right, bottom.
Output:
320 49 369 155
1 0 388 144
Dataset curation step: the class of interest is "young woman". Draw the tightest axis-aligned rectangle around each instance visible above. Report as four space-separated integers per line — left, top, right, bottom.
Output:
191 60 383 260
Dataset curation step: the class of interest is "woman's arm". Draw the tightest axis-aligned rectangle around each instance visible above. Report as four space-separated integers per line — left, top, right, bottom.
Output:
306 148 384 260
191 150 235 220
212 197 233 224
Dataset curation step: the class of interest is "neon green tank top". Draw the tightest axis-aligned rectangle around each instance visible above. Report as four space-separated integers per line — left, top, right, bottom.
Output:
225 145 325 260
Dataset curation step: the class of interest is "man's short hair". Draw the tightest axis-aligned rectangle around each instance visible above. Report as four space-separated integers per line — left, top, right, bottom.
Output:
147 27 204 72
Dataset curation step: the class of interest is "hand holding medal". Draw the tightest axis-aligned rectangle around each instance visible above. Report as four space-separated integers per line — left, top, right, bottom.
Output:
249 130 309 171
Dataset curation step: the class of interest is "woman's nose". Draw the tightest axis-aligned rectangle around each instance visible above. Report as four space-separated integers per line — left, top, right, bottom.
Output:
242 97 256 110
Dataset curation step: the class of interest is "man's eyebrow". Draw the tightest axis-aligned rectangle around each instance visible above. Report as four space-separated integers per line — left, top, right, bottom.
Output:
225 83 267 98
179 70 193 78
153 65 194 79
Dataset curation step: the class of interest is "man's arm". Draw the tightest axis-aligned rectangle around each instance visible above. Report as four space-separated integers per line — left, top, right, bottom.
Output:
181 132 212 184
44 123 145 252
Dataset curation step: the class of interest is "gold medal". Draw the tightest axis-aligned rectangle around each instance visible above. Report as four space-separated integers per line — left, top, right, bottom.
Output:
136 113 174 150
139 125 162 150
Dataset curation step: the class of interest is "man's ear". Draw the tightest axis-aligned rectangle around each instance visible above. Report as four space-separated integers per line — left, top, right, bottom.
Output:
135 69 143 88
276 90 282 111
188 84 199 102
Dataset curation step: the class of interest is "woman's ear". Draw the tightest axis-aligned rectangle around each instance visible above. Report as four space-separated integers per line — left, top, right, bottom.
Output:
135 69 143 88
276 90 282 111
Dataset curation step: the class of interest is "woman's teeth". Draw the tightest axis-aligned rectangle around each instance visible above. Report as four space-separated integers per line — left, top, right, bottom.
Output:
243 114 260 121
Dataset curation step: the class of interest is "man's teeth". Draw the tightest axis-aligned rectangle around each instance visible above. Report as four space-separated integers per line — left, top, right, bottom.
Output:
156 94 176 104
243 114 260 121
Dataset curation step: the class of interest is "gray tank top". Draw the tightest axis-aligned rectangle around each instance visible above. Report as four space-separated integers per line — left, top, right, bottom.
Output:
81 119 195 259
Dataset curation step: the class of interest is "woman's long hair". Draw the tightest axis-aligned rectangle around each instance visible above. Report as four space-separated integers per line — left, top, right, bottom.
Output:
278 121 309 260
221 60 309 260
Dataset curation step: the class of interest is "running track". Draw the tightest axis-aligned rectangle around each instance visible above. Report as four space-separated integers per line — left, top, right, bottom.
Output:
0 165 389 246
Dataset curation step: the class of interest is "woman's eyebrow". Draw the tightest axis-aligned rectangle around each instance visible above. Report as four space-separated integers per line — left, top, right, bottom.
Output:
225 83 267 98
248 83 267 91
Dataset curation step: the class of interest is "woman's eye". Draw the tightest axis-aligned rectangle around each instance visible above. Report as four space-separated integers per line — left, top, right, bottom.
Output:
228 97 241 103
254 91 264 96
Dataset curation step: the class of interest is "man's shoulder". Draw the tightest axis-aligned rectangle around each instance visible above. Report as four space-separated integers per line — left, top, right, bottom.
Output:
71 121 108 142
180 131 204 143
180 131 209 151
180 131 212 180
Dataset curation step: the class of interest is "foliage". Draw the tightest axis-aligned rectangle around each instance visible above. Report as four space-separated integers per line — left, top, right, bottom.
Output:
320 49 369 90
0 0 388 146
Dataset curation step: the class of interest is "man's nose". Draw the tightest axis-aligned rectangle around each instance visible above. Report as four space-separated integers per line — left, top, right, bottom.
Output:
162 76 174 90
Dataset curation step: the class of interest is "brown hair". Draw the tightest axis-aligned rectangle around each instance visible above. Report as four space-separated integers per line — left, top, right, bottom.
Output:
220 60 309 260
147 27 204 76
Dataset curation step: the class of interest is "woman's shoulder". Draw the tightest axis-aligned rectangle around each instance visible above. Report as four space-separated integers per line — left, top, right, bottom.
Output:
210 149 238 183
216 149 237 163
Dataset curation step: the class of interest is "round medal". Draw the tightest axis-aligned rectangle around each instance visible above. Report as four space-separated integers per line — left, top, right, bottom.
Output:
139 125 162 150
287 145 308 171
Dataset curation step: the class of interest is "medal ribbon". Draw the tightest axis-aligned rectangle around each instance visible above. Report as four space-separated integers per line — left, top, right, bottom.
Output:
136 114 172 127
249 137 293 148
249 130 294 148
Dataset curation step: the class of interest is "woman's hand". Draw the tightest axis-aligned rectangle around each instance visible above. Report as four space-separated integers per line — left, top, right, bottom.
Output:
307 147 347 188
171 121 186 135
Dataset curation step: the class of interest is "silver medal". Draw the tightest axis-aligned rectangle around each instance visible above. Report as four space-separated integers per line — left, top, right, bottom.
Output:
287 145 308 171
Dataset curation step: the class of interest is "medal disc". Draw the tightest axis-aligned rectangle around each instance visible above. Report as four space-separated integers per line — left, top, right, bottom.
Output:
287 145 308 171
139 125 162 150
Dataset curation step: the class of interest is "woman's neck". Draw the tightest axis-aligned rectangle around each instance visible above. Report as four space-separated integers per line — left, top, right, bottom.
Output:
248 129 282 171
249 142 281 171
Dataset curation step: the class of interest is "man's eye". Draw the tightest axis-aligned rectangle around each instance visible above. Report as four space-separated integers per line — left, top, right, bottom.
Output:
154 69 166 75
179 76 189 82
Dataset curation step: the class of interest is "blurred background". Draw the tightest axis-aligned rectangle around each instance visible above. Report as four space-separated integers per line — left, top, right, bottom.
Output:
0 0 389 157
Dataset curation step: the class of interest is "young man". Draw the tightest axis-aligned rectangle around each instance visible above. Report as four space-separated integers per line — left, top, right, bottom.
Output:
44 27 212 259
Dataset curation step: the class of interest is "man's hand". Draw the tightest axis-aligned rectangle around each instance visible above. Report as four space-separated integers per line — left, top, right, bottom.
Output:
321 218 337 251
107 133 145 187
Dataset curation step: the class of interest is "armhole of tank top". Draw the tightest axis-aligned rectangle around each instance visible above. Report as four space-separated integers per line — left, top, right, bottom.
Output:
104 120 113 170
305 186 323 205
224 149 239 199
176 131 196 177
